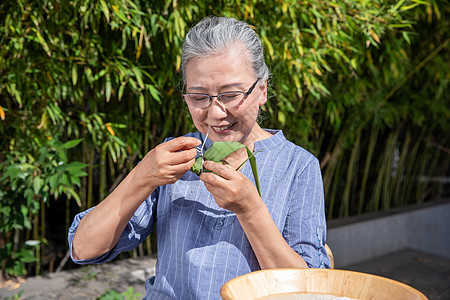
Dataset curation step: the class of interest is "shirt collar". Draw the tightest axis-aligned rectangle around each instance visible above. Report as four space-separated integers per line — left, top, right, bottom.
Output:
254 129 285 152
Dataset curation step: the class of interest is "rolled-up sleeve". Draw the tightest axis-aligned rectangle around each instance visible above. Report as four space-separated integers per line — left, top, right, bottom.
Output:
282 157 330 268
68 188 159 265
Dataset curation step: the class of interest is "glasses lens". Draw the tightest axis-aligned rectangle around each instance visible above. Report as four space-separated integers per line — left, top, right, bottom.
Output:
183 94 210 108
218 92 245 108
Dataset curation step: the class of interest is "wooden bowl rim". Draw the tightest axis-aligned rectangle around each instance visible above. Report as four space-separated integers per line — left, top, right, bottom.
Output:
220 268 428 300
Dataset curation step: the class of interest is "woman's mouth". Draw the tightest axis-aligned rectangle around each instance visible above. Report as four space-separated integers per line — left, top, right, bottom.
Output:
211 123 236 133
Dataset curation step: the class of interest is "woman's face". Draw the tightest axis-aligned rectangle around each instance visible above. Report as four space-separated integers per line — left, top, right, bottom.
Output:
185 47 267 146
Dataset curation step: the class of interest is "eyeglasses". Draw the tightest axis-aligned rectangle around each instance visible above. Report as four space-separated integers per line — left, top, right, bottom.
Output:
182 78 260 109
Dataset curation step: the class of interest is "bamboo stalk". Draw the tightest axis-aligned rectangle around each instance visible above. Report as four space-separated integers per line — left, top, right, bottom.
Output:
65 197 70 245
437 149 450 196
340 133 361 218
108 150 116 181
416 144 430 203
358 124 378 214
13 229 20 252
81 140 87 210
370 132 394 212
393 130 411 207
382 129 399 210
40 200 46 266
327 158 342 220
33 214 40 275
322 141 343 198
144 98 151 154
425 146 441 199
99 143 108 201
87 149 94 208
399 135 421 205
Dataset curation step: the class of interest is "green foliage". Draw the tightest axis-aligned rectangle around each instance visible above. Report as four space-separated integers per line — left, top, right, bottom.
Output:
0 0 447 276
97 287 143 300
0 240 41 277
4 290 24 300
0 136 87 276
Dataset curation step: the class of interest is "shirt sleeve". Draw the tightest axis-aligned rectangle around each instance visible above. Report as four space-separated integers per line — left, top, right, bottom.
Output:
68 188 159 265
282 157 331 268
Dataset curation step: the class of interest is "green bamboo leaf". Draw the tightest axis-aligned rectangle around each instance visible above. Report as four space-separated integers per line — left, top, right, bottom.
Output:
391 0 406 12
203 142 245 162
32 28 51 57
118 83 125 101
190 142 244 175
67 188 82 207
139 93 145 115
108 142 117 163
191 157 203 176
113 6 130 24
105 75 111 102
61 138 84 149
147 85 161 103
246 146 261 197
100 0 110 22
72 64 77 85
133 67 145 89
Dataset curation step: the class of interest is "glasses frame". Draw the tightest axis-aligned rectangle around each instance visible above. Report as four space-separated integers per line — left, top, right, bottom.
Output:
182 78 260 109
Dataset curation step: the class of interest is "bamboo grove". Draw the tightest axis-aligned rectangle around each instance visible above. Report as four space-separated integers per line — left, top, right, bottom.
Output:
0 0 448 278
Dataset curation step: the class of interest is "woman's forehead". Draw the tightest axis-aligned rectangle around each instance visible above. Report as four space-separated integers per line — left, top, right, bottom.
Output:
185 49 254 88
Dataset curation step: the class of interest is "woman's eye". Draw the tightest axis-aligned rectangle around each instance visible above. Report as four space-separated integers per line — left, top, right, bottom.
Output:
220 93 241 101
192 95 209 101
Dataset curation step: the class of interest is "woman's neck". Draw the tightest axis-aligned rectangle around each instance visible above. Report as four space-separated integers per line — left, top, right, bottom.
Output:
225 125 273 170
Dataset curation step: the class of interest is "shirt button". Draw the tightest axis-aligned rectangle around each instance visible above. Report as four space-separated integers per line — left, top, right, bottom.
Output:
216 218 224 227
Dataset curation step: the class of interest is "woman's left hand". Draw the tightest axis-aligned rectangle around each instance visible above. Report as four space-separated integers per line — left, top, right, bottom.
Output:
200 160 263 214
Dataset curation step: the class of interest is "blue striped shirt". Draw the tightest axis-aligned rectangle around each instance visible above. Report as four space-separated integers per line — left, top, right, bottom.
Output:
68 129 330 299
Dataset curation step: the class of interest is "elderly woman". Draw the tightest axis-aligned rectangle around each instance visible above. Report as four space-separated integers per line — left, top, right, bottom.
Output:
69 16 330 299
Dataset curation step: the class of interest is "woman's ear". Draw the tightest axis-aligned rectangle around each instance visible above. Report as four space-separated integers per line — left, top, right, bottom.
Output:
258 79 268 106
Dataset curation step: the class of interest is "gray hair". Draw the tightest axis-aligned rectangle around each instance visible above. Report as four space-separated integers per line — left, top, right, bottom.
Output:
181 16 270 85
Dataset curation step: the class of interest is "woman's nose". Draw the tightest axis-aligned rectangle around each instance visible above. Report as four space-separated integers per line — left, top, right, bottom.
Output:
207 97 228 118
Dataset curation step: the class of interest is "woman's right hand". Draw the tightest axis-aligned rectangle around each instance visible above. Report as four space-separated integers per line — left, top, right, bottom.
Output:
136 137 201 188
72 136 200 260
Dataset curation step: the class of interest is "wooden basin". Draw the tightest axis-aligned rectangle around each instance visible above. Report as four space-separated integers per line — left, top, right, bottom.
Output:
220 268 428 300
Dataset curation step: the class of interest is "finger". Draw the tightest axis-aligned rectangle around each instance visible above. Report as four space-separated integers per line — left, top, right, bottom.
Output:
165 137 201 152
167 147 198 165
202 161 235 180
200 169 229 189
200 172 229 195
169 156 197 173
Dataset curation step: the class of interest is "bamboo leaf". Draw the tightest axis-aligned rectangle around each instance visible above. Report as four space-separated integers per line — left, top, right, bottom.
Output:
118 83 125 101
112 5 130 24
139 93 145 115
32 28 51 57
148 85 161 103
67 188 82 207
106 123 115 135
72 64 77 85
203 142 245 162
190 141 245 175
191 157 203 176
0 105 5 120
100 0 110 22
105 75 111 102
246 146 261 197
61 138 84 149
133 67 145 89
